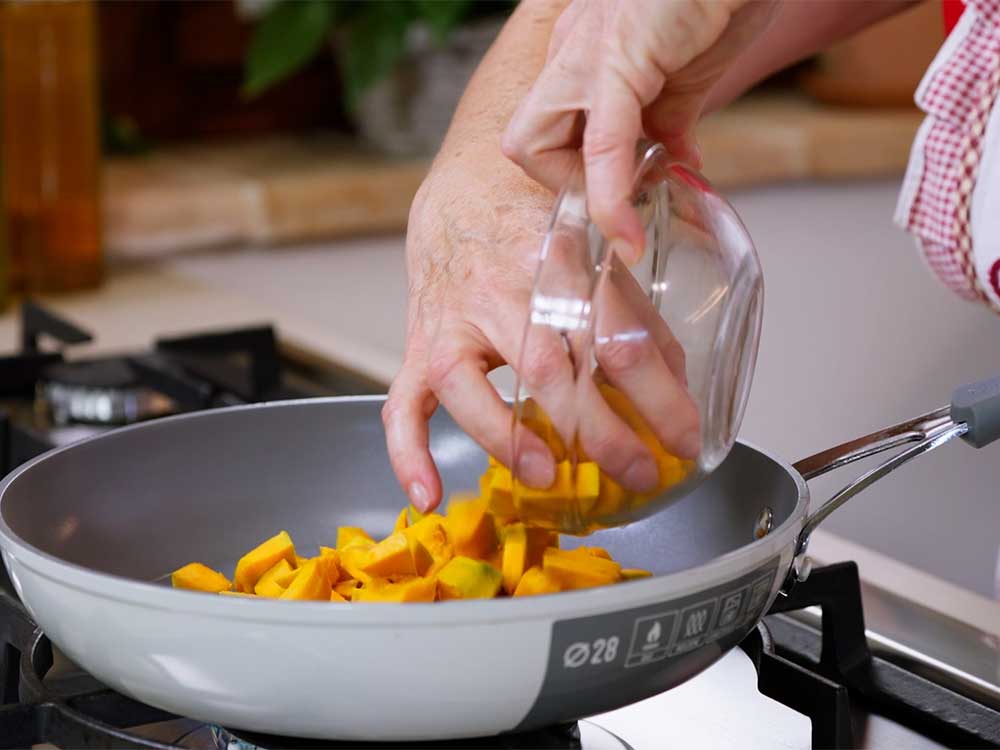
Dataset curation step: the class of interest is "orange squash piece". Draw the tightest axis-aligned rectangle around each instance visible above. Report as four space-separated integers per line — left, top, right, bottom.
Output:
501 523 551 595
337 526 374 549
362 532 433 578
513 566 563 597
254 578 286 598
355 576 437 603
542 547 621 590
339 538 375 583
234 531 297 593
334 579 362 600
171 562 232 593
392 507 409 533
257 558 297 590
280 558 332 601
446 497 498 559
621 568 653 580
437 556 502 600
483 466 517 523
330 589 348 602
317 547 342 582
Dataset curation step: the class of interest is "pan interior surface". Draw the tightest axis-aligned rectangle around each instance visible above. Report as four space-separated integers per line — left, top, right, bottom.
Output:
0 398 802 583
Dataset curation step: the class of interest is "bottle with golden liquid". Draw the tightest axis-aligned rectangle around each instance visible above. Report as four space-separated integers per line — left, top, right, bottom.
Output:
1 0 102 293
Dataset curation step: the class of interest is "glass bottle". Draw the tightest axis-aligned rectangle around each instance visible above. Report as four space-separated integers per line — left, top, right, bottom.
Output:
1 0 103 293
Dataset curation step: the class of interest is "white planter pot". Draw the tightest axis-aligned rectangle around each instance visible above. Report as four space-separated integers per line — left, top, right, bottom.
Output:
343 18 503 157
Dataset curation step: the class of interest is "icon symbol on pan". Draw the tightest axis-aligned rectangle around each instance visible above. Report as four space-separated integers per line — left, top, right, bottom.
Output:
642 621 662 651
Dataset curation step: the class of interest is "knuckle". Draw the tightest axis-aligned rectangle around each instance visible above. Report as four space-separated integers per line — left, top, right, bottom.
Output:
500 127 527 164
425 350 463 394
582 425 634 472
597 335 651 374
520 342 567 392
582 127 623 165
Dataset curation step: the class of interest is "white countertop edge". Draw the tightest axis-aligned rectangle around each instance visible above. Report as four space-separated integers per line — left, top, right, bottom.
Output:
809 529 1000 638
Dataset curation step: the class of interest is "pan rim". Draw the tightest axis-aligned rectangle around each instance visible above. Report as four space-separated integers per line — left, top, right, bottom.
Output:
0 395 808 626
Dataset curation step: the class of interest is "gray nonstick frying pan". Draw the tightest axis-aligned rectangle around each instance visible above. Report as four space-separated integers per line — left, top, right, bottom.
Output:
0 377 997 741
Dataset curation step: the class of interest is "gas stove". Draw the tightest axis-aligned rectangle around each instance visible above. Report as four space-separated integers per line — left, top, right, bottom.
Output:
0 302 383 475
0 304 998 749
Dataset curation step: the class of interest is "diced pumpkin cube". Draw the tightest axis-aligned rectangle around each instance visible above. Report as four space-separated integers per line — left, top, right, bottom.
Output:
590 473 628 519
254 578 286 598
542 547 621 590
334 579 362 600
219 590 257 598
446 497 498 559
318 547 342 582
621 568 653 580
501 523 551 595
337 526 374 549
295 554 309 568
407 505 425 526
513 461 578 528
361 532 433 578
280 558 332 601
355 576 437 603
234 531 296 593
257 558 297 591
339 539 375 583
171 562 232 593
405 514 448 554
484 465 517 522
576 546 612 560
437 556 503 600
574 462 600 512
513 566 563 597
330 589 348 602
392 507 409 533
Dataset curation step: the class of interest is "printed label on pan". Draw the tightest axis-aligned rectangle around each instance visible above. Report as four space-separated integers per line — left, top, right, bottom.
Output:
515 557 781 731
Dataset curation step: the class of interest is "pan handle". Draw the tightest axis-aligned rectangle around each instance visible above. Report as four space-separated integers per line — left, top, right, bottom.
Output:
783 375 1000 589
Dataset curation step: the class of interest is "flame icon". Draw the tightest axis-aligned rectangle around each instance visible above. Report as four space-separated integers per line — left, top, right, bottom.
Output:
642 621 662 650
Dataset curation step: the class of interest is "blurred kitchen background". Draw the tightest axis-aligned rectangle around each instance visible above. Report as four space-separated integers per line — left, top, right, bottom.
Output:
0 0 998 610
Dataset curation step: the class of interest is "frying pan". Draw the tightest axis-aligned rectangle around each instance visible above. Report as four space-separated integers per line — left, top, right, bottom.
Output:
0 379 998 741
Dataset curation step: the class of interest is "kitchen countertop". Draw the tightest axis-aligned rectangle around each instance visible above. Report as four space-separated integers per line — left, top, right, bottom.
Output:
104 91 923 259
2 178 999 638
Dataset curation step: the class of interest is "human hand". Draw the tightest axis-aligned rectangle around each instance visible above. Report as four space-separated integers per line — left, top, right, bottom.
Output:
503 0 776 260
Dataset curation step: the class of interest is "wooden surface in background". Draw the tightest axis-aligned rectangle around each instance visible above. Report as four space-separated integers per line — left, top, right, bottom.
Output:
104 92 925 259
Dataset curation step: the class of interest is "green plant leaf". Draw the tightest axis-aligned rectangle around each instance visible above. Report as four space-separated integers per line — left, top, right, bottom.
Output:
243 0 335 99
338 2 411 109
414 0 472 43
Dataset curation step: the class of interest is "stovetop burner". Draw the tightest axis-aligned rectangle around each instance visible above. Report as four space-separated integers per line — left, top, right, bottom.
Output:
39 358 176 426
215 721 631 749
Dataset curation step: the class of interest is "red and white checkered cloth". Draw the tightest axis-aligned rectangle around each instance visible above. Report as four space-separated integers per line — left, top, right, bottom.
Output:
895 0 1000 310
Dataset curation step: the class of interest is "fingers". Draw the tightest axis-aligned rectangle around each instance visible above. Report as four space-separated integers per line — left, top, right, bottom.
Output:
593 265 701 460
608 254 687 384
503 97 584 193
582 64 647 261
383 365 443 513
427 337 556 489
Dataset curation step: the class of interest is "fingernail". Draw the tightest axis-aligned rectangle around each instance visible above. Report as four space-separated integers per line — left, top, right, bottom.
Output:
678 431 701 460
621 455 659 492
517 450 555 488
408 482 431 513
